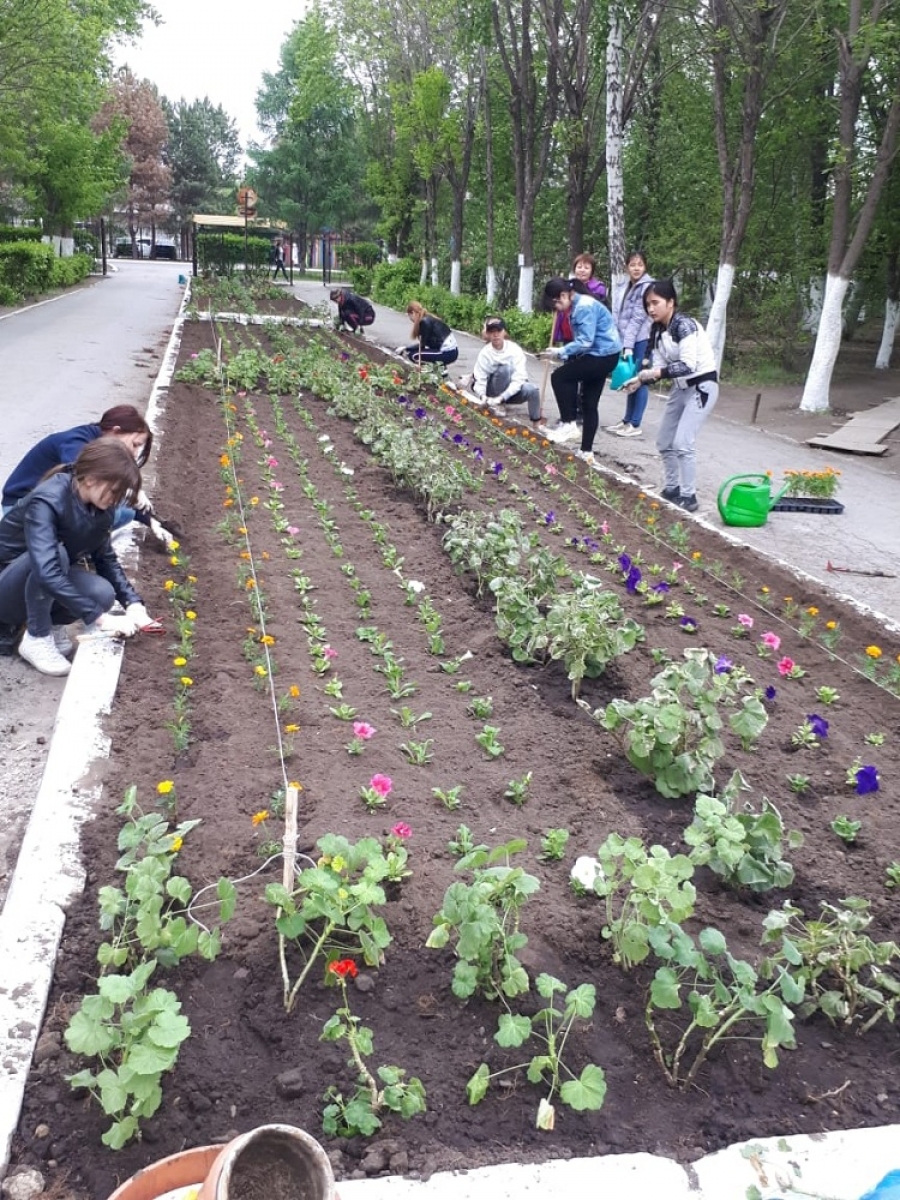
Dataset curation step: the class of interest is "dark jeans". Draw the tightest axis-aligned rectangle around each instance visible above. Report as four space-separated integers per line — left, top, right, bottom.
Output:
343 310 375 332
406 345 459 367
551 352 621 451
273 262 289 280
0 548 112 636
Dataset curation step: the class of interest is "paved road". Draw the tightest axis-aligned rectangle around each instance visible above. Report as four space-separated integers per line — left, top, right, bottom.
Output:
0 262 184 909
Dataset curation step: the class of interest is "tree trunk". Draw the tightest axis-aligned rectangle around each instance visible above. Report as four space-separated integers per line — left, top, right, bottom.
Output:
706 263 735 366
605 2 626 297
481 48 497 303
876 298 899 369
450 260 461 293
800 274 850 411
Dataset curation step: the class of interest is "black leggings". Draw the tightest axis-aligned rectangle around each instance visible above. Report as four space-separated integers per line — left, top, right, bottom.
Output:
551 352 620 451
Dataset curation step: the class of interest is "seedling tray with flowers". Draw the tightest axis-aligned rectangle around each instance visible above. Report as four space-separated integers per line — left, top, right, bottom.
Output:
11 286 900 1200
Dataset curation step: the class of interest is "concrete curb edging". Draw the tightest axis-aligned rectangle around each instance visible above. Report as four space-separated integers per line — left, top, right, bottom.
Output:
0 285 190 1177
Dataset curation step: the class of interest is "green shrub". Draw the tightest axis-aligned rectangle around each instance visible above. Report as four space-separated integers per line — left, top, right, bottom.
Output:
197 232 271 277
348 267 373 295
0 282 21 306
50 253 92 287
0 225 42 244
0 241 55 295
343 241 382 268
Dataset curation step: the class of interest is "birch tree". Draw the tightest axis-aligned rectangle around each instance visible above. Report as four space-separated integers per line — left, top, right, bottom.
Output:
800 0 900 411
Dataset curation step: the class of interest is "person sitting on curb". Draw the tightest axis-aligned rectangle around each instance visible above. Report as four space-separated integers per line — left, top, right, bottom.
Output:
329 288 375 335
470 317 542 427
0 440 159 675
2 405 153 528
396 301 459 375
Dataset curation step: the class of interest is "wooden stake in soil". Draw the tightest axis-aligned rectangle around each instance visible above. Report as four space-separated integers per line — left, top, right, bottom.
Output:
751 392 762 424
282 784 299 890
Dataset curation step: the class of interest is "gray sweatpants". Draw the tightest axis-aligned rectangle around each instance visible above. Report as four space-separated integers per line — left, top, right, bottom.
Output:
656 380 719 497
483 365 541 421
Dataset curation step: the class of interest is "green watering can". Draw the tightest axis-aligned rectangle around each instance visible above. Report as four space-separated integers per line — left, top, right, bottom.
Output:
717 473 789 528
609 354 638 391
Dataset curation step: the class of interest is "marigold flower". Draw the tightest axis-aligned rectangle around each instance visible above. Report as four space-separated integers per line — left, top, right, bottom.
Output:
250 497 259 506
255 665 267 677
246 578 256 590
170 836 183 853
157 780 175 795
219 454 230 467
288 781 303 791
826 620 837 630
170 556 180 566
691 551 702 560
223 499 234 508
180 676 194 687
284 723 300 733
806 606 819 616
865 645 882 659
252 810 269 826
760 586 769 594
188 575 197 583
260 634 275 645
328 959 359 978
240 551 251 560
186 611 197 620
164 580 175 591
289 685 300 698
173 656 187 667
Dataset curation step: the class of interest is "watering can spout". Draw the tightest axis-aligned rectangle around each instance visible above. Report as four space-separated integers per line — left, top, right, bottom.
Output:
717 474 788 528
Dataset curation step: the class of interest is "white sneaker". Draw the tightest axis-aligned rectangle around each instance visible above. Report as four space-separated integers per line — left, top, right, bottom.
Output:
52 626 74 656
549 422 581 444
605 421 626 433
616 424 643 438
19 631 71 676
576 449 596 466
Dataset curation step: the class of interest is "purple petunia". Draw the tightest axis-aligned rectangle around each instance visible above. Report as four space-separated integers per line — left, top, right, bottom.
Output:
491 462 504 475
453 433 465 445
680 616 697 631
583 537 599 551
626 566 642 593
618 553 632 574
714 656 733 674
545 511 556 525
855 765 879 795
806 713 829 739
765 685 777 701
473 447 484 461
413 407 427 419
652 582 670 594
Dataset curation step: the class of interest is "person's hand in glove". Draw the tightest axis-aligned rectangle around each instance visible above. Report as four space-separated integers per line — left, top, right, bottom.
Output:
134 488 152 512
148 515 178 550
538 347 562 360
395 345 408 357
95 612 139 638
622 348 633 359
126 602 163 633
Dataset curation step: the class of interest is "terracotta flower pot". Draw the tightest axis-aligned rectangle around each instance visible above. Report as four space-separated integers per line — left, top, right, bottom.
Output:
197 1124 336 1200
107 1144 224 1200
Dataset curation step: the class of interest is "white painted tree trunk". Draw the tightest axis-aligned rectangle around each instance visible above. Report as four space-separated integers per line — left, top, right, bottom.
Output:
799 273 850 412
705 262 735 370
802 277 825 331
486 265 497 304
430 256 438 287
517 264 534 313
875 297 899 368
450 260 461 295
419 258 428 285
605 5 625 287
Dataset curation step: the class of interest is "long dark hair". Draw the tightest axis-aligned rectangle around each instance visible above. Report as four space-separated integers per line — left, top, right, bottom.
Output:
71 439 141 507
541 276 593 311
98 405 153 467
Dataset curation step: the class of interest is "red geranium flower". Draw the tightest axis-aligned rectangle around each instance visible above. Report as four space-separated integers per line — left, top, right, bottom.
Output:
328 959 358 978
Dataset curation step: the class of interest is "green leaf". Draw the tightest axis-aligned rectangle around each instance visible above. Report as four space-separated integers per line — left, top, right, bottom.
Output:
64 1007 117 1057
217 877 237 921
536 973 566 999
165 875 192 905
698 927 727 956
495 1014 532 1048
102 1116 139 1149
650 968 681 1009
466 1063 490 1106
148 1009 191 1049
125 1042 176 1076
560 1064 607 1111
566 983 596 1019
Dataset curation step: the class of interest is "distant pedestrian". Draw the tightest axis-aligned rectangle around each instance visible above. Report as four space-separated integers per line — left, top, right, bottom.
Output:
330 288 375 335
625 278 717 512
396 302 459 375
539 278 621 466
608 250 654 438
471 317 541 426
272 239 289 281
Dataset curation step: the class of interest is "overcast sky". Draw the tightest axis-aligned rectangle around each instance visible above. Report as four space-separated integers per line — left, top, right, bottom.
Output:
114 0 306 162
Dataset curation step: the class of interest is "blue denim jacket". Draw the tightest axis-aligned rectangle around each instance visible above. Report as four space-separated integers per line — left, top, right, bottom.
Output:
558 295 622 360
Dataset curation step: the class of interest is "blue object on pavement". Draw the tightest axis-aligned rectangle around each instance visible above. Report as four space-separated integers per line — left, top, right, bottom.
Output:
860 1170 900 1200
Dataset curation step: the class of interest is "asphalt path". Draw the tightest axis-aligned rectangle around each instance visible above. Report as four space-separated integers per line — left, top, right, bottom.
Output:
0 261 183 910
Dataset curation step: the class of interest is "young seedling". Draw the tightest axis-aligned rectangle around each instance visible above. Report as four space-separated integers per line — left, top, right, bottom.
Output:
399 739 434 765
447 824 480 858
815 686 840 706
540 829 570 862
433 785 464 811
830 815 861 844
886 863 900 889
392 706 432 729
330 703 357 721
787 774 811 795
475 724 505 759
504 771 533 806
467 695 494 719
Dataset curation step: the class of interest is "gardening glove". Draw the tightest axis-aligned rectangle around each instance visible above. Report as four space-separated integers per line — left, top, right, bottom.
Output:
622 348 633 359
148 515 178 550
134 488 152 512
395 345 408 357
125 603 163 634
95 612 139 638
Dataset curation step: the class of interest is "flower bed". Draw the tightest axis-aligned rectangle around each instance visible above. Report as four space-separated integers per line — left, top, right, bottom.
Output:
11 297 900 1198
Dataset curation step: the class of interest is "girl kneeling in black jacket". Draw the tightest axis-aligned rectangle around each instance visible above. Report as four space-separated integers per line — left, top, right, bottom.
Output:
0 439 158 676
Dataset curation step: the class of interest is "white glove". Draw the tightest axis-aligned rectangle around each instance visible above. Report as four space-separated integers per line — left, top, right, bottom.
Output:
395 346 407 357
126 603 153 629
96 612 138 637
623 348 633 359
134 489 152 512
148 516 177 549
539 348 561 360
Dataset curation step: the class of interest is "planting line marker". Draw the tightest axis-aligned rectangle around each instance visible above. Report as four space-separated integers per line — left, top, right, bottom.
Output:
0 284 189 1178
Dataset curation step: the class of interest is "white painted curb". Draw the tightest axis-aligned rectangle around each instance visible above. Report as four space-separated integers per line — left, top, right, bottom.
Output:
0 285 190 1176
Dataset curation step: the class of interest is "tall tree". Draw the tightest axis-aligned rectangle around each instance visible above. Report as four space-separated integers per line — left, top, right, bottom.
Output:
800 0 900 411
164 98 241 256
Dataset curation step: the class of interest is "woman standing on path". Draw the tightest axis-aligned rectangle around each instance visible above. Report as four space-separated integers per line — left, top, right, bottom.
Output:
625 279 717 512
0 440 156 675
540 278 621 466
397 302 459 374
608 250 654 438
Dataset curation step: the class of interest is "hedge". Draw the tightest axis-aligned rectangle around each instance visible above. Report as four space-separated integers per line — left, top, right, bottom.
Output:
0 226 43 245
0 243 93 306
197 232 272 276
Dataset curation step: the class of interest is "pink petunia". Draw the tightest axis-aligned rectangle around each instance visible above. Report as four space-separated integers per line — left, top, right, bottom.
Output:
322 645 337 660
265 455 279 468
761 631 781 650
672 562 682 572
600 521 609 536
271 481 284 492
737 614 754 628
391 822 412 839
370 774 392 797
353 721 376 740
286 526 300 536
777 656 794 676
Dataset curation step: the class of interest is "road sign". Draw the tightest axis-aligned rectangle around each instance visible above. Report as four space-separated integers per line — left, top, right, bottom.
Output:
237 186 258 217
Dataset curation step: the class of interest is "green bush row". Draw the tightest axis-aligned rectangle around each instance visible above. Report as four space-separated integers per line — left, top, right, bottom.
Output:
0 242 92 305
197 232 272 277
0 225 43 245
368 258 553 351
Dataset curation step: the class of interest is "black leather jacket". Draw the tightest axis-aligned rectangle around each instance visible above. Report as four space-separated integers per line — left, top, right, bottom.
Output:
0 470 142 623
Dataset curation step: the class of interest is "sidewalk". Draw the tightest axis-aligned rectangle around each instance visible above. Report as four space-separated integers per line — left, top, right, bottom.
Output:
295 280 900 630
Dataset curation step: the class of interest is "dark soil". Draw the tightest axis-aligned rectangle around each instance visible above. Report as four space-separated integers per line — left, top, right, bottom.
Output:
11 305 900 1198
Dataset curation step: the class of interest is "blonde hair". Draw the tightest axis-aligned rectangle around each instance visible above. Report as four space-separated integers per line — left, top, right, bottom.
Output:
406 301 429 339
